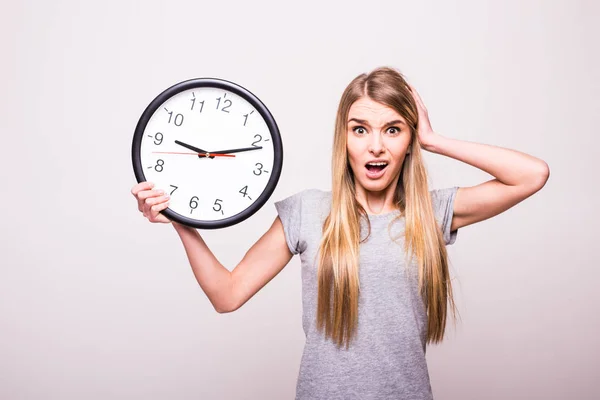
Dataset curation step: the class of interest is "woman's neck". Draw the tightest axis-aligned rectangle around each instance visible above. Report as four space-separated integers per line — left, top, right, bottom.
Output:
354 180 399 215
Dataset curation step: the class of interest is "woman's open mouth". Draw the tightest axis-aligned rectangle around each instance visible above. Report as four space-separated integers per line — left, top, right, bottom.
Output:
365 161 388 179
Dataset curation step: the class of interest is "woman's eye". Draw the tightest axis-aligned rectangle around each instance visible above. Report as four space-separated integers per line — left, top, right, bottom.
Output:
353 126 366 134
387 127 400 134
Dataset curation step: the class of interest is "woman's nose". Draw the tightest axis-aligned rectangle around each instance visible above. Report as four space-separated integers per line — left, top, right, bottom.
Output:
368 133 384 155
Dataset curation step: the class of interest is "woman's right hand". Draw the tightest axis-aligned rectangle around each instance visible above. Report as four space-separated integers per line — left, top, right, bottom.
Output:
131 181 172 224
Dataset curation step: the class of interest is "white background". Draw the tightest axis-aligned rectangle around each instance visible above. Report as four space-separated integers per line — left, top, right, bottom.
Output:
1 0 598 399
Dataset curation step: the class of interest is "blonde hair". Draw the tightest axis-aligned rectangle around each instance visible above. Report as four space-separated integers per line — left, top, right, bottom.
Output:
316 66 458 349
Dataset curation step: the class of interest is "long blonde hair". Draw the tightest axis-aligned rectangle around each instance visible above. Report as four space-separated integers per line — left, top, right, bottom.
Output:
316 66 458 349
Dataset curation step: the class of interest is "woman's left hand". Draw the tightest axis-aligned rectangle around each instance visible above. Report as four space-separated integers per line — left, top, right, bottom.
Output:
407 83 438 151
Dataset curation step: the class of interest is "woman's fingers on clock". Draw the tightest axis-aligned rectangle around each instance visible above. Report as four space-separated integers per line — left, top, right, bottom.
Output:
141 193 171 223
138 188 164 201
149 202 171 224
144 194 170 209
132 183 164 210
131 181 154 197
138 190 166 213
132 182 170 222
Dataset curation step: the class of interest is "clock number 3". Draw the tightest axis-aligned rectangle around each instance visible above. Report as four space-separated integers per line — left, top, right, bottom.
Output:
253 163 269 176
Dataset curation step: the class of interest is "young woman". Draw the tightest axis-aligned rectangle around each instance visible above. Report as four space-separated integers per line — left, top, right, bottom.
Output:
131 67 549 399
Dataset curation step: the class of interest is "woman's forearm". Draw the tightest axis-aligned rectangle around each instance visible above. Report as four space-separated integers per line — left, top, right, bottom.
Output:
172 221 233 313
424 134 549 187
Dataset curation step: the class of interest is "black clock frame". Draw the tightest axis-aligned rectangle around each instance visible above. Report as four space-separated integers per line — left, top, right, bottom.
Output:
132 77 283 229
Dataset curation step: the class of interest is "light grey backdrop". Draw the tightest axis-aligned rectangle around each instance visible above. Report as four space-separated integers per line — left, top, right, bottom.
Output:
1 0 597 399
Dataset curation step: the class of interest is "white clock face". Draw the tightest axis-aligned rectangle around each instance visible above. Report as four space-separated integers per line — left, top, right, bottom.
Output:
138 85 277 224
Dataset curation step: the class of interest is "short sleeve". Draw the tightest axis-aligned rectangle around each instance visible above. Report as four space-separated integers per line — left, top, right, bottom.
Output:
430 186 460 246
274 191 304 255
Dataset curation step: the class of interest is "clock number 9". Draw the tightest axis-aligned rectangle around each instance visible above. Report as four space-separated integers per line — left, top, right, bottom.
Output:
189 196 199 214
213 199 224 215
153 132 163 145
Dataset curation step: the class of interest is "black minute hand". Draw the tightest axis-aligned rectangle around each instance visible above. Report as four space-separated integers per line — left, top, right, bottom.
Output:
209 146 263 155
174 140 208 154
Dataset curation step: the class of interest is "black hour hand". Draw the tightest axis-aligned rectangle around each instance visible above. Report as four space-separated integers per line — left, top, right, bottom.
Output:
175 140 207 154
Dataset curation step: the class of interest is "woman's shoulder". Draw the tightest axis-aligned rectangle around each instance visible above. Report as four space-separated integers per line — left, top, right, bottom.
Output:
275 188 331 217
300 188 331 201
279 188 331 202
428 186 459 213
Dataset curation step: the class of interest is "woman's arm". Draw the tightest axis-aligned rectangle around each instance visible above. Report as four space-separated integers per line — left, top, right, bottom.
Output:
132 181 293 314
407 83 550 231
423 135 550 231
173 216 293 313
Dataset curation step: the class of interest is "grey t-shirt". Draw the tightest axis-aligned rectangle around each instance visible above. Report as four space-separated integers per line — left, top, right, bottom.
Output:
274 187 459 400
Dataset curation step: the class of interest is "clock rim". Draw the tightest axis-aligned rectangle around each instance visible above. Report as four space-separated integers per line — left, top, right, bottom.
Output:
131 77 283 230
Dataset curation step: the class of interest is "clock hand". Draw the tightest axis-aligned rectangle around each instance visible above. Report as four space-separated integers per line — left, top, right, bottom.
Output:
152 151 235 157
209 146 263 155
197 152 235 158
174 140 208 154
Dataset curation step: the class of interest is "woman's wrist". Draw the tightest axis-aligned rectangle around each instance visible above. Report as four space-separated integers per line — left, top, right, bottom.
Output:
172 221 196 235
421 132 445 154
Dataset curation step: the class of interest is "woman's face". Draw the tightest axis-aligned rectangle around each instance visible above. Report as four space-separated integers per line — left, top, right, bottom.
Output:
346 96 412 194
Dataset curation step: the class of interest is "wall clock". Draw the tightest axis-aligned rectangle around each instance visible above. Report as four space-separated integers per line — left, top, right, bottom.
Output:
132 78 283 229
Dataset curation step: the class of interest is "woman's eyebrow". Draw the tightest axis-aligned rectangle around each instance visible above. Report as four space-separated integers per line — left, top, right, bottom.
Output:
385 119 406 126
348 118 369 125
347 118 406 126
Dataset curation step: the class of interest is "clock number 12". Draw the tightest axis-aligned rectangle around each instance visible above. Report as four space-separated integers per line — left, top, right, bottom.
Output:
216 93 232 113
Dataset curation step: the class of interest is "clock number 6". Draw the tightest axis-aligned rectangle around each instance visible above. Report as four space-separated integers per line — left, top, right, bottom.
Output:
189 196 199 214
213 199 224 215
